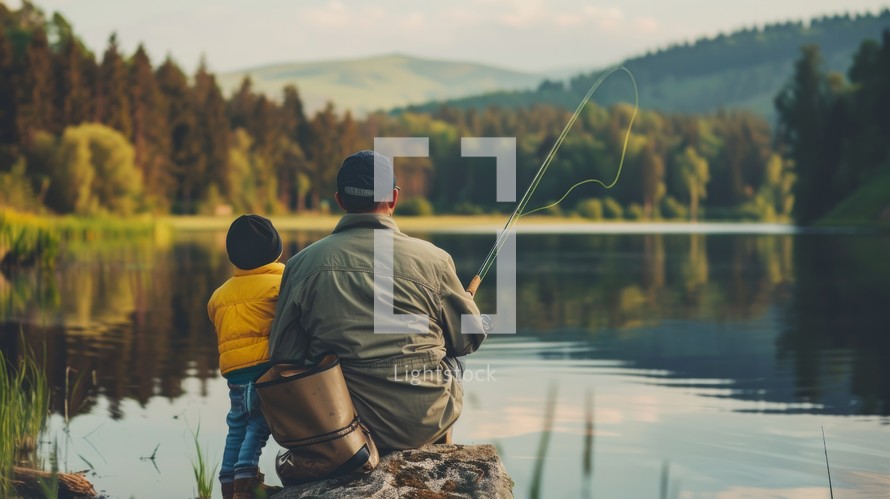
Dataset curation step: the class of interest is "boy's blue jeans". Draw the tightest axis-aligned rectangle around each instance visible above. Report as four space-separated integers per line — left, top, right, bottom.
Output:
219 382 271 483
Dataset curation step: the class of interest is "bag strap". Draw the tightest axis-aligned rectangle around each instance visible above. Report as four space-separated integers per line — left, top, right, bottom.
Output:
278 415 362 448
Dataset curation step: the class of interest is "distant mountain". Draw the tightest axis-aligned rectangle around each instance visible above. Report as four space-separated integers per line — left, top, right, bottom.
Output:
401 11 890 118
218 54 550 115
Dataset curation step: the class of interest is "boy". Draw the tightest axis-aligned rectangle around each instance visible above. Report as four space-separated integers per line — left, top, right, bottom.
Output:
208 214 284 499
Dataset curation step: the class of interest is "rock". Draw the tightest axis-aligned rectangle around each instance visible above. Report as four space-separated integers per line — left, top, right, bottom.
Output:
273 444 514 499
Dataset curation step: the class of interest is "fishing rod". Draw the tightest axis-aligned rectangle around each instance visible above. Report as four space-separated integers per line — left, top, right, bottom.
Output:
466 66 639 296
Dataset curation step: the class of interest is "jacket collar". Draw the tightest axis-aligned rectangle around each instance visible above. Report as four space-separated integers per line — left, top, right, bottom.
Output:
234 261 285 277
332 213 401 234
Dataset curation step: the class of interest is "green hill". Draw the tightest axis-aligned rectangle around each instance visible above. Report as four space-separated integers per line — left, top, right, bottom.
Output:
401 11 890 118
217 54 550 115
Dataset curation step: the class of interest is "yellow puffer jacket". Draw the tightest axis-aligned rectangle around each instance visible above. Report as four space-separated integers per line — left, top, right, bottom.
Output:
208 262 285 375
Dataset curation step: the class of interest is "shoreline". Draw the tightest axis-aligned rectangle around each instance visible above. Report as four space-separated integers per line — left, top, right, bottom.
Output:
164 215 830 235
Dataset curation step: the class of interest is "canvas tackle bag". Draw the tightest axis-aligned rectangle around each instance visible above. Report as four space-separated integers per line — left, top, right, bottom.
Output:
253 352 379 485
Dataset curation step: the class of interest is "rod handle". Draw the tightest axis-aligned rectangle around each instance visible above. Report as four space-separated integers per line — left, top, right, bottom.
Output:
466 275 482 297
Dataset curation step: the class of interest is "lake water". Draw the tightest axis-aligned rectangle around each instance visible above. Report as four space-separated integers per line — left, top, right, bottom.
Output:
2 224 889 498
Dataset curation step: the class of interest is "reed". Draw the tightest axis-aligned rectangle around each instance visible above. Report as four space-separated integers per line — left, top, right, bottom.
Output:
0 218 59 267
582 389 594 477
0 208 166 268
63 366 93 426
189 423 218 499
822 427 834 499
0 344 51 496
37 440 60 499
529 384 558 499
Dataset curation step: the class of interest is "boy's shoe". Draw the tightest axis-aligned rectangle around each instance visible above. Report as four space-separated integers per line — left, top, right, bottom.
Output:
233 472 283 499
221 481 235 499
233 476 260 499
257 471 284 495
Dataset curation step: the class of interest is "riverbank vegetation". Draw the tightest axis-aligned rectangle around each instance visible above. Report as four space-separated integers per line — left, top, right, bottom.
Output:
0 345 50 496
189 424 217 499
0 208 167 268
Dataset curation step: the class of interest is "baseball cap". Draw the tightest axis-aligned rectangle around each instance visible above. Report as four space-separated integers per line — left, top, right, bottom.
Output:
336 150 397 202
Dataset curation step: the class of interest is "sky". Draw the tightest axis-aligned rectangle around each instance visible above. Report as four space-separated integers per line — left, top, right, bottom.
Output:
6 0 890 74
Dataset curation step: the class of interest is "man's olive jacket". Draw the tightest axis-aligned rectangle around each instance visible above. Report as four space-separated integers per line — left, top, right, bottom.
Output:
268 213 485 449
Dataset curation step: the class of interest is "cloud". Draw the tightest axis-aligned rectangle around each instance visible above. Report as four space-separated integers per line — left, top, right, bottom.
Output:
442 6 481 25
303 1 354 29
497 1 627 30
551 5 627 30
31 0 673 75
400 12 426 31
582 5 625 31
550 5 661 37
498 2 546 28
634 16 659 33
9 0 75 9
554 14 583 28
302 2 424 33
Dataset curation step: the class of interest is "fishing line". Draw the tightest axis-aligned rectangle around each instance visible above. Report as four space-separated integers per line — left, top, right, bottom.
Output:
466 66 639 295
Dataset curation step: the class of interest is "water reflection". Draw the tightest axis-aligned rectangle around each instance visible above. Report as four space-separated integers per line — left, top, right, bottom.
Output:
1 230 889 422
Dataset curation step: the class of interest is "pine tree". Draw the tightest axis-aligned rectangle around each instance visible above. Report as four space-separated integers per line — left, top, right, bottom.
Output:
99 33 132 137
247 94 281 211
193 59 230 205
249 94 280 155
227 76 256 131
16 27 55 143
52 14 92 127
845 31 890 185
279 85 309 211
775 45 836 224
338 111 360 158
0 24 18 154
711 112 771 206
129 45 172 210
305 103 340 210
156 57 200 213
281 84 308 143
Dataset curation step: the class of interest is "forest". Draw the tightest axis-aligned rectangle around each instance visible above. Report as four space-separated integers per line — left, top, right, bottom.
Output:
404 11 890 118
0 1 885 224
775 32 890 225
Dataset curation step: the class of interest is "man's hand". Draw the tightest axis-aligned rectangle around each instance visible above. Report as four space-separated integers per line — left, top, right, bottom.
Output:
465 274 482 297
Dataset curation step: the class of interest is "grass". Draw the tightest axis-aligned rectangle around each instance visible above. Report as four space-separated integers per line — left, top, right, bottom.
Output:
0 217 60 267
818 170 890 227
189 423 218 499
0 342 51 496
0 208 169 268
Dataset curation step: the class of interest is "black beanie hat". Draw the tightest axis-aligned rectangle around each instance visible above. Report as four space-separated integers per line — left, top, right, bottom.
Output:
225 214 282 270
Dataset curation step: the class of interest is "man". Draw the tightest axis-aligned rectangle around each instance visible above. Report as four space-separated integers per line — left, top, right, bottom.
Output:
268 150 486 449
